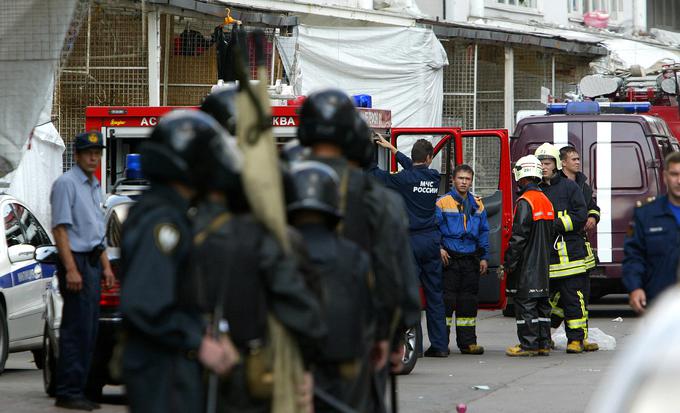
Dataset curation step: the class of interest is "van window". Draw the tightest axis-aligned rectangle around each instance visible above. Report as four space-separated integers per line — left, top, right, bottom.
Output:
593 143 645 190
462 136 501 197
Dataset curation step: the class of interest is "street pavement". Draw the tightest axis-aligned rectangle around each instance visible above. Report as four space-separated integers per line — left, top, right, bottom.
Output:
0 296 637 413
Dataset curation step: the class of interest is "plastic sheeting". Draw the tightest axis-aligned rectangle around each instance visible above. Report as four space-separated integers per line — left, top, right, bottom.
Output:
0 0 77 178
0 123 65 229
595 38 680 74
296 25 448 161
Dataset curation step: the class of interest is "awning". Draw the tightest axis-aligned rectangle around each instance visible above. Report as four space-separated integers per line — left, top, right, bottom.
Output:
425 20 608 56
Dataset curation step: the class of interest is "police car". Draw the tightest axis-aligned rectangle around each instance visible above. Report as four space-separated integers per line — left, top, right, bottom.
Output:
0 194 56 374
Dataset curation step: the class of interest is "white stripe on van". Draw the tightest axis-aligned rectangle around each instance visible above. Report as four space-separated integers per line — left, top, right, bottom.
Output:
554 123 569 148
596 122 613 263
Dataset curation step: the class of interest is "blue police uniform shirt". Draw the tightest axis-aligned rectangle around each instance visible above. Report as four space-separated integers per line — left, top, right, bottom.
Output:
669 201 680 226
368 151 440 231
50 164 105 252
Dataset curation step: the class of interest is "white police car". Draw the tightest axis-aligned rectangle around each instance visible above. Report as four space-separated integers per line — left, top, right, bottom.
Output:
0 194 56 374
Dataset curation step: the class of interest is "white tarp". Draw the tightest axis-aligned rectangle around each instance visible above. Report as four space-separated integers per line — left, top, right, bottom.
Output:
0 0 77 178
296 25 448 163
596 38 680 74
0 122 65 228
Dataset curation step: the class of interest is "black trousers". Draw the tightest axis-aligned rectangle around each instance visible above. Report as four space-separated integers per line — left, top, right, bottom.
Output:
55 253 101 400
549 274 589 342
514 297 551 351
443 254 479 349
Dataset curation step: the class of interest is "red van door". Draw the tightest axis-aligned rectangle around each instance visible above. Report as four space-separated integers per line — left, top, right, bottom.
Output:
389 128 512 310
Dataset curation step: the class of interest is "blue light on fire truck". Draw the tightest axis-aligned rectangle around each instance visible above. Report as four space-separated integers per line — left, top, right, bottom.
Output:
125 153 143 179
547 101 651 114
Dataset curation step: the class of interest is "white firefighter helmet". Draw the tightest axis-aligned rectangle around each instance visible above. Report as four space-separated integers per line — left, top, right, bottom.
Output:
513 155 543 182
534 142 562 170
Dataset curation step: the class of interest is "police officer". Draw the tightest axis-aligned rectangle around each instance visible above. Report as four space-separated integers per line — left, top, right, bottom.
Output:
623 151 680 314
558 145 600 352
50 131 115 411
504 155 554 357
189 150 326 413
287 161 375 412
297 89 414 412
119 111 238 413
534 143 589 354
369 135 448 357
435 164 488 355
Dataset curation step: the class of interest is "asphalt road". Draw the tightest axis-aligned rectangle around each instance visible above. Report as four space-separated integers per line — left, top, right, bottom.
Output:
0 296 637 413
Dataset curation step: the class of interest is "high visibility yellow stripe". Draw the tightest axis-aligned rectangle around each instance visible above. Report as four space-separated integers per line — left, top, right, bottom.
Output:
549 292 564 318
584 242 596 270
577 290 589 340
566 318 588 328
588 209 600 217
446 317 453 327
549 265 588 278
556 240 570 265
560 214 574 232
456 317 476 327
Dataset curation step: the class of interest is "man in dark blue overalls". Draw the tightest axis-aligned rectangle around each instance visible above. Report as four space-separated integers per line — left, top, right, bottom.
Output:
369 136 448 357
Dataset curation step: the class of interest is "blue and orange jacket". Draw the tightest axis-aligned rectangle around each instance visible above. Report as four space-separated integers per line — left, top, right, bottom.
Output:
435 191 489 259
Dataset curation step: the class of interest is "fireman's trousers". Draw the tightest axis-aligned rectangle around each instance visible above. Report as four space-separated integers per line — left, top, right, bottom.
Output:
514 296 551 351
443 254 479 349
549 273 589 342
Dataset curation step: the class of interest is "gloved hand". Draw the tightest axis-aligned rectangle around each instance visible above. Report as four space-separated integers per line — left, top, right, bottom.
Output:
496 265 505 280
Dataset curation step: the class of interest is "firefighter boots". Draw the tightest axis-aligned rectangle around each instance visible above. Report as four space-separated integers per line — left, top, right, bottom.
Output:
537 347 550 356
505 345 538 357
583 340 599 352
566 340 584 353
460 344 484 355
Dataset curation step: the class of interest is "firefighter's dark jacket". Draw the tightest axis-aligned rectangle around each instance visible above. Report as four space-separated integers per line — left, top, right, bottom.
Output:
560 170 600 223
539 173 588 278
623 195 680 302
189 201 326 360
119 184 205 413
505 185 554 298
314 156 421 337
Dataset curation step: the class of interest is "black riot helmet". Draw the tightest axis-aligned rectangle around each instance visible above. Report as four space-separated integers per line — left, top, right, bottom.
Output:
280 139 310 165
287 161 343 225
297 89 356 149
141 110 242 194
200 85 238 135
345 112 375 168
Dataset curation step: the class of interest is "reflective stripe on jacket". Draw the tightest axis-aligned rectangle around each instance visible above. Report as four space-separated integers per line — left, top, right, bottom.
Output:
539 174 588 278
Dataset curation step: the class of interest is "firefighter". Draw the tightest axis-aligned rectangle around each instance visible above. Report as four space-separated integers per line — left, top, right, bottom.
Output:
297 89 415 412
435 164 488 355
369 134 448 357
534 143 590 354
119 111 238 413
189 145 325 413
557 145 600 352
504 155 554 357
287 161 375 412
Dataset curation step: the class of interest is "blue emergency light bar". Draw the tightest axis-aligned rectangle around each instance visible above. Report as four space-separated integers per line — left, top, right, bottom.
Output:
125 153 143 180
546 101 651 115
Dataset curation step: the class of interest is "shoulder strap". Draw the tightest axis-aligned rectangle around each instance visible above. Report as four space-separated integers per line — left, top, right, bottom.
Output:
194 212 232 246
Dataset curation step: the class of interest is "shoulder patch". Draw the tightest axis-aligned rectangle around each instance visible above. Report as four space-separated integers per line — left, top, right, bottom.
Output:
154 223 181 255
635 196 656 208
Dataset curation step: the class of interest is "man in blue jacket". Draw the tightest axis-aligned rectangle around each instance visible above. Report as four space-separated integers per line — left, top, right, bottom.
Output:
623 151 680 314
369 135 448 357
435 164 488 355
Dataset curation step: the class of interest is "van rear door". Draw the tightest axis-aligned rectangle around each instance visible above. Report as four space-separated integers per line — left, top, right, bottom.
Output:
389 128 512 310
582 120 659 277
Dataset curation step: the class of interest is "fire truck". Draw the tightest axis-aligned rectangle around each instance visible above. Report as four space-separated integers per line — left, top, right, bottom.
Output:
85 103 513 314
